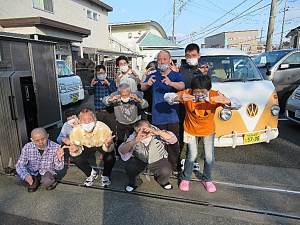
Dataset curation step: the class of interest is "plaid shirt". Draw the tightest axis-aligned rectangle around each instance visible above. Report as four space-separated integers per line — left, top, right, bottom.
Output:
88 78 117 110
15 140 64 180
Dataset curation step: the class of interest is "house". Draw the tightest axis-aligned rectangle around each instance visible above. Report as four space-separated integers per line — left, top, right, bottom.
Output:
286 26 300 49
108 20 183 72
205 30 259 53
0 0 113 68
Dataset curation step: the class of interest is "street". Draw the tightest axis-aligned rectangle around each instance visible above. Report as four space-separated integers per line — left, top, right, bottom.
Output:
1 90 299 225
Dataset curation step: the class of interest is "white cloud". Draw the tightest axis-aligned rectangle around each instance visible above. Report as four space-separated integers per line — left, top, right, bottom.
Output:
121 9 126 12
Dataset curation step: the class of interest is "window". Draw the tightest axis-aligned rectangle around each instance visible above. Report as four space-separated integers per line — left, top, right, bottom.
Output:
242 44 251 52
33 0 53 12
283 53 300 69
87 10 92 19
93 12 98 21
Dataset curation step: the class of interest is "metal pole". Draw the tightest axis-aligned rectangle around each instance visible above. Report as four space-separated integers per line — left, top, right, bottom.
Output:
266 0 277 52
279 0 287 49
172 0 175 42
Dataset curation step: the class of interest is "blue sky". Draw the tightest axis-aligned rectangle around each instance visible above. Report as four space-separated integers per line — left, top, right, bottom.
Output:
103 0 300 47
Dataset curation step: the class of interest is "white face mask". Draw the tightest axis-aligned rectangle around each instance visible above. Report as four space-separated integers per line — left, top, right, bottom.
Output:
186 58 198 66
141 136 152 146
150 70 157 74
97 74 107 81
120 65 129 73
67 118 76 126
121 97 130 103
81 121 95 132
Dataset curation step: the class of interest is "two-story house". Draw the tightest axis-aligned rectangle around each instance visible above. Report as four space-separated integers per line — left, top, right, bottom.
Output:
109 20 183 72
0 0 113 68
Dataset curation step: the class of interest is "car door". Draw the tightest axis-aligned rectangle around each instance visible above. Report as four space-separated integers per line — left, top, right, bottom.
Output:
273 51 300 99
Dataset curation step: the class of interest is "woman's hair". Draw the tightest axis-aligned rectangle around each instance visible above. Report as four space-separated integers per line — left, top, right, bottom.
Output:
146 61 158 70
191 75 212 91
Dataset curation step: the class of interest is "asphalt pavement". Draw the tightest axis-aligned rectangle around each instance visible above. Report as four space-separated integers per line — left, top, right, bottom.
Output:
1 90 300 224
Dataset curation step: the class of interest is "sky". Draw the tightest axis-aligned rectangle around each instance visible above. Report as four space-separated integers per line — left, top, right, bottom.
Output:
103 0 300 47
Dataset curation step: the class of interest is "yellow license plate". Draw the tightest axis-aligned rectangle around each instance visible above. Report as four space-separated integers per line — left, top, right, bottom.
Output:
243 132 261 144
72 97 78 103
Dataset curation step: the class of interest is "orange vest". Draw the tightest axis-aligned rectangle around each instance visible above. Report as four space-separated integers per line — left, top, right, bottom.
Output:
177 89 224 137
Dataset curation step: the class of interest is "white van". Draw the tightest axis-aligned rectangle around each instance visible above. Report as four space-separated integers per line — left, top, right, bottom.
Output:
170 48 280 148
56 60 84 105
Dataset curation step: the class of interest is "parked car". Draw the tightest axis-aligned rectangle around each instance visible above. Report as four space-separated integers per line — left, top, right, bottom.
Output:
56 60 84 105
169 48 280 148
285 85 300 124
253 49 300 110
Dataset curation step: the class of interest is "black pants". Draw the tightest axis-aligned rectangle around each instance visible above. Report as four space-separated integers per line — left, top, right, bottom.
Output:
157 122 180 172
125 158 171 187
96 109 116 135
14 172 56 188
73 146 116 177
116 121 134 155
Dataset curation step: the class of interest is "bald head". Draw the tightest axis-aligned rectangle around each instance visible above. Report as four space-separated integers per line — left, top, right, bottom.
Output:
157 50 171 59
31 127 47 138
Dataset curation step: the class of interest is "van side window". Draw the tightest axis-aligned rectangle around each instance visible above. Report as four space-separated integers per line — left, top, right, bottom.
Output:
283 53 300 69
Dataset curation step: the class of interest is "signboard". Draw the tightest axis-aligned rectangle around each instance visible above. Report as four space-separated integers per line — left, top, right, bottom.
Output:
224 37 228 48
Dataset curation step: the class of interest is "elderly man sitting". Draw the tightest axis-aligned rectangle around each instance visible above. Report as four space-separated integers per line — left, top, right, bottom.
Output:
15 128 65 192
118 119 177 192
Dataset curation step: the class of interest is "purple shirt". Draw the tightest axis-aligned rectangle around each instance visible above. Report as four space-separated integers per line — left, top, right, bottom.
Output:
15 140 64 180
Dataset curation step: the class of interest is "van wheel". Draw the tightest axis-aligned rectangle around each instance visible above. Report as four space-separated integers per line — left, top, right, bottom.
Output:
279 92 292 113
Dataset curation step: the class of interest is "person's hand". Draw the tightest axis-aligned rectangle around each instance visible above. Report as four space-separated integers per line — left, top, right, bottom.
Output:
102 78 110 86
129 69 139 79
25 175 33 185
180 90 195 102
134 128 151 143
145 68 154 76
198 63 210 75
105 132 115 147
210 91 231 104
57 145 65 162
109 95 121 102
146 75 156 87
62 137 71 145
169 60 180 72
162 75 173 86
68 144 79 153
91 78 98 87
142 126 160 136
116 72 123 83
129 93 142 102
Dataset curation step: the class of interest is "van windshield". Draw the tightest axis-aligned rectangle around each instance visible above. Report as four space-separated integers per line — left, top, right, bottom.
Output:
57 61 75 78
199 55 262 82
253 50 290 68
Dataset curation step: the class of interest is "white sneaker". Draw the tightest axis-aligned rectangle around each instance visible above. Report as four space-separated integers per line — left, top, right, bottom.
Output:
101 174 111 187
193 162 200 172
181 159 185 171
84 169 99 186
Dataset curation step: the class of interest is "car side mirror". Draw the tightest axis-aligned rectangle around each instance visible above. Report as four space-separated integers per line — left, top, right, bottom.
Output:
265 62 271 76
279 63 289 70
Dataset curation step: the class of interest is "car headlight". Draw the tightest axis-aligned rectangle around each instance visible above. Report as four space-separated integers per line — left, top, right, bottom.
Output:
291 86 300 100
220 108 232 121
60 84 67 93
271 104 280 116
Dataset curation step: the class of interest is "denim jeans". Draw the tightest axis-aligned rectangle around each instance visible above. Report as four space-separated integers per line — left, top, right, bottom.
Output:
181 133 215 182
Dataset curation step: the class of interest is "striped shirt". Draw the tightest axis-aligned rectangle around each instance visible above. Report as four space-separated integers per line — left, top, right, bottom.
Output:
15 140 64 180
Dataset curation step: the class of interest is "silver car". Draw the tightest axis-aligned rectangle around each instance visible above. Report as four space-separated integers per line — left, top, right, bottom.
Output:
285 85 300 124
254 49 300 110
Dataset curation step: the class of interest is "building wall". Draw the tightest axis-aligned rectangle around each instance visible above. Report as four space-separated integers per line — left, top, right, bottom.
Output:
0 0 110 49
205 30 258 53
205 33 225 48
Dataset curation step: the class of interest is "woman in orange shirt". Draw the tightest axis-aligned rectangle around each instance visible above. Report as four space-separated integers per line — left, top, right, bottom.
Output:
164 75 241 193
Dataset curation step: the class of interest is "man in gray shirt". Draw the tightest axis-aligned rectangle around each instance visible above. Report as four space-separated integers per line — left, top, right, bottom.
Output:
103 83 148 156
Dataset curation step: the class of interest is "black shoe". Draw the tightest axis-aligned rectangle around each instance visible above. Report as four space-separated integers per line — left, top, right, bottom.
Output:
46 183 57 191
28 185 39 192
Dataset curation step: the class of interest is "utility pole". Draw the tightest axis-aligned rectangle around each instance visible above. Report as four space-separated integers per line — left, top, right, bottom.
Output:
260 27 264 41
172 0 176 42
266 0 277 52
279 0 288 49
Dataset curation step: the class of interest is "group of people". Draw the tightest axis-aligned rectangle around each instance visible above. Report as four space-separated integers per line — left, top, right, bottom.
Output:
14 43 241 194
